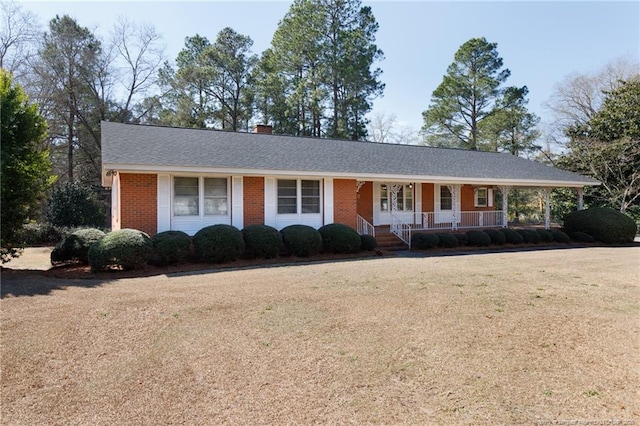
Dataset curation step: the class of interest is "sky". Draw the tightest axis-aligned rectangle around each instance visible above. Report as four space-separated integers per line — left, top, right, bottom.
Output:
18 0 640 134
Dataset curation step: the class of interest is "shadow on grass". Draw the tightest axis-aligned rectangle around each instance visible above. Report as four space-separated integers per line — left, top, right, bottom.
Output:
0 268 116 298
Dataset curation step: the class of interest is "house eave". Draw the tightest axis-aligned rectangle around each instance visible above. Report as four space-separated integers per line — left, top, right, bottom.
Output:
102 163 600 189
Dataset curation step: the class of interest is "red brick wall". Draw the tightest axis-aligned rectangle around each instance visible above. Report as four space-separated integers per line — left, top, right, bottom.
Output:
461 185 495 211
333 179 357 229
243 177 265 226
422 183 435 212
120 173 157 235
356 181 373 223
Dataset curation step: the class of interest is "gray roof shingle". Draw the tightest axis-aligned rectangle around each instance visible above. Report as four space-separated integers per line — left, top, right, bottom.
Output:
101 121 599 186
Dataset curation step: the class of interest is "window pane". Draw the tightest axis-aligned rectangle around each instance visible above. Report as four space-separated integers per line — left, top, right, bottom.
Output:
278 198 297 214
441 186 452 210
204 178 227 197
174 177 199 216
278 179 297 214
380 185 388 211
404 185 413 211
203 178 228 215
301 180 320 214
476 188 487 207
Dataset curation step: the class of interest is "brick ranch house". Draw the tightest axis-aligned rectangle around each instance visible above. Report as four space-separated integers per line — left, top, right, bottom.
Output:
101 121 599 247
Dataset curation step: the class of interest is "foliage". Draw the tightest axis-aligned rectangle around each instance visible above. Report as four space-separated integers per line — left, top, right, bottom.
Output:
88 228 153 272
51 228 106 265
411 233 439 250
562 207 637 244
46 182 106 228
242 224 281 259
484 229 506 245
536 229 554 243
151 230 191 265
1 69 51 262
193 224 245 263
569 231 595 243
422 37 533 152
550 229 571 243
466 230 491 246
18 222 70 246
516 229 541 244
500 228 524 244
318 223 361 254
280 225 322 257
360 234 378 251
452 233 468 245
436 233 458 248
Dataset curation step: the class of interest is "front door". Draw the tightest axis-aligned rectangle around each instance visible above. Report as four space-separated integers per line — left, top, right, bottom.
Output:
373 182 414 225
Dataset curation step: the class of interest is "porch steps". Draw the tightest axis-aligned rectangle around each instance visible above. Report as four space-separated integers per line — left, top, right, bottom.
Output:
373 226 408 251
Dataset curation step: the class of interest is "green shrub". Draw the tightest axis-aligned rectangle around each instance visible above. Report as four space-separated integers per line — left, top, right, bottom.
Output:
436 233 459 248
466 230 491 246
51 228 106 265
318 223 361 254
500 228 524 244
88 229 153 272
550 230 570 243
563 207 637 244
411 233 439 250
484 229 506 245
452 233 468 245
569 231 595 243
360 234 378 251
47 182 106 228
536 229 554 243
151 231 191 265
517 229 541 244
242 225 281 259
20 222 70 246
193 225 244 263
280 225 322 257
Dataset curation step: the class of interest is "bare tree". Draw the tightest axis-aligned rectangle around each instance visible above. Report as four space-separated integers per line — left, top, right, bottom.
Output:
0 0 40 79
367 111 418 144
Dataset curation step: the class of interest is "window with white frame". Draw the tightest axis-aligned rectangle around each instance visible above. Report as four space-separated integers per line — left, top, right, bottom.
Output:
277 179 321 214
173 176 228 216
440 186 453 210
474 187 488 207
380 184 413 212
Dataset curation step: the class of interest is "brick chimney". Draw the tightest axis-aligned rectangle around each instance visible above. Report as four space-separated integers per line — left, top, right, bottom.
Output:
253 124 273 134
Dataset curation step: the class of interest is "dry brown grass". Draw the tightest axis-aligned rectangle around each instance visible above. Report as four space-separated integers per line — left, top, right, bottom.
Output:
2 246 639 425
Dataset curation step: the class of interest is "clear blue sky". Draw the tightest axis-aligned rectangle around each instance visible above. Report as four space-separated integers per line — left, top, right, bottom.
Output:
20 1 640 132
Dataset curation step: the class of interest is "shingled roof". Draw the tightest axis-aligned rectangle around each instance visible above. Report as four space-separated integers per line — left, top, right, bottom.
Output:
101 121 599 187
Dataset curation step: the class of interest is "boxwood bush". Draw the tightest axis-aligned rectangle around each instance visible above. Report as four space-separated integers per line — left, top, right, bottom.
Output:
484 229 506 245
550 229 571 243
51 228 106 265
20 222 71 246
466 230 491 246
280 225 322 257
536 229 554 243
360 234 378 251
88 229 153 272
500 228 524 244
242 224 281 259
318 223 361 254
193 225 244 263
411 233 439 250
452 233 468 246
151 230 191 265
436 233 459 248
563 207 637 244
517 229 541 244
569 231 595 243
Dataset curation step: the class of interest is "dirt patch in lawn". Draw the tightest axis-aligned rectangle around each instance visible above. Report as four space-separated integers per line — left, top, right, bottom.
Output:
2 246 639 425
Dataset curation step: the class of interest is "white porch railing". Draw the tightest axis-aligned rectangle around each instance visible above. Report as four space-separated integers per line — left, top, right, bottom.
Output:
422 211 504 230
390 212 412 249
356 214 375 237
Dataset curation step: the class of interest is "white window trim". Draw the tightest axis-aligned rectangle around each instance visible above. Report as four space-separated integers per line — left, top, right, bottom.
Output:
474 187 488 208
172 175 231 218
276 178 322 216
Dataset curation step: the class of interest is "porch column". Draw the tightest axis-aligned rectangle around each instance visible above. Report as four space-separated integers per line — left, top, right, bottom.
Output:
447 184 461 230
577 187 584 210
544 188 551 230
390 184 402 214
498 186 511 228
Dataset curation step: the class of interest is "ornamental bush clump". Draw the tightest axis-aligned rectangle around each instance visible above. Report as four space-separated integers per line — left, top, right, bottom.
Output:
563 207 637 244
20 222 70 246
88 229 153 272
242 225 281 259
436 233 459 248
466 230 491 246
318 223 361 253
51 228 106 265
569 231 595 243
281 225 322 257
484 229 506 245
151 230 191 265
47 182 106 228
517 229 541 244
411 233 439 250
550 230 571 243
193 225 244 263
500 228 524 244
536 229 554 243
360 234 378 251
452 233 468 245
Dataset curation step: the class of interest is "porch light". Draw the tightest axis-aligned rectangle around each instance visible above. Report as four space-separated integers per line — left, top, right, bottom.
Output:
408 183 413 189
382 184 387 190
